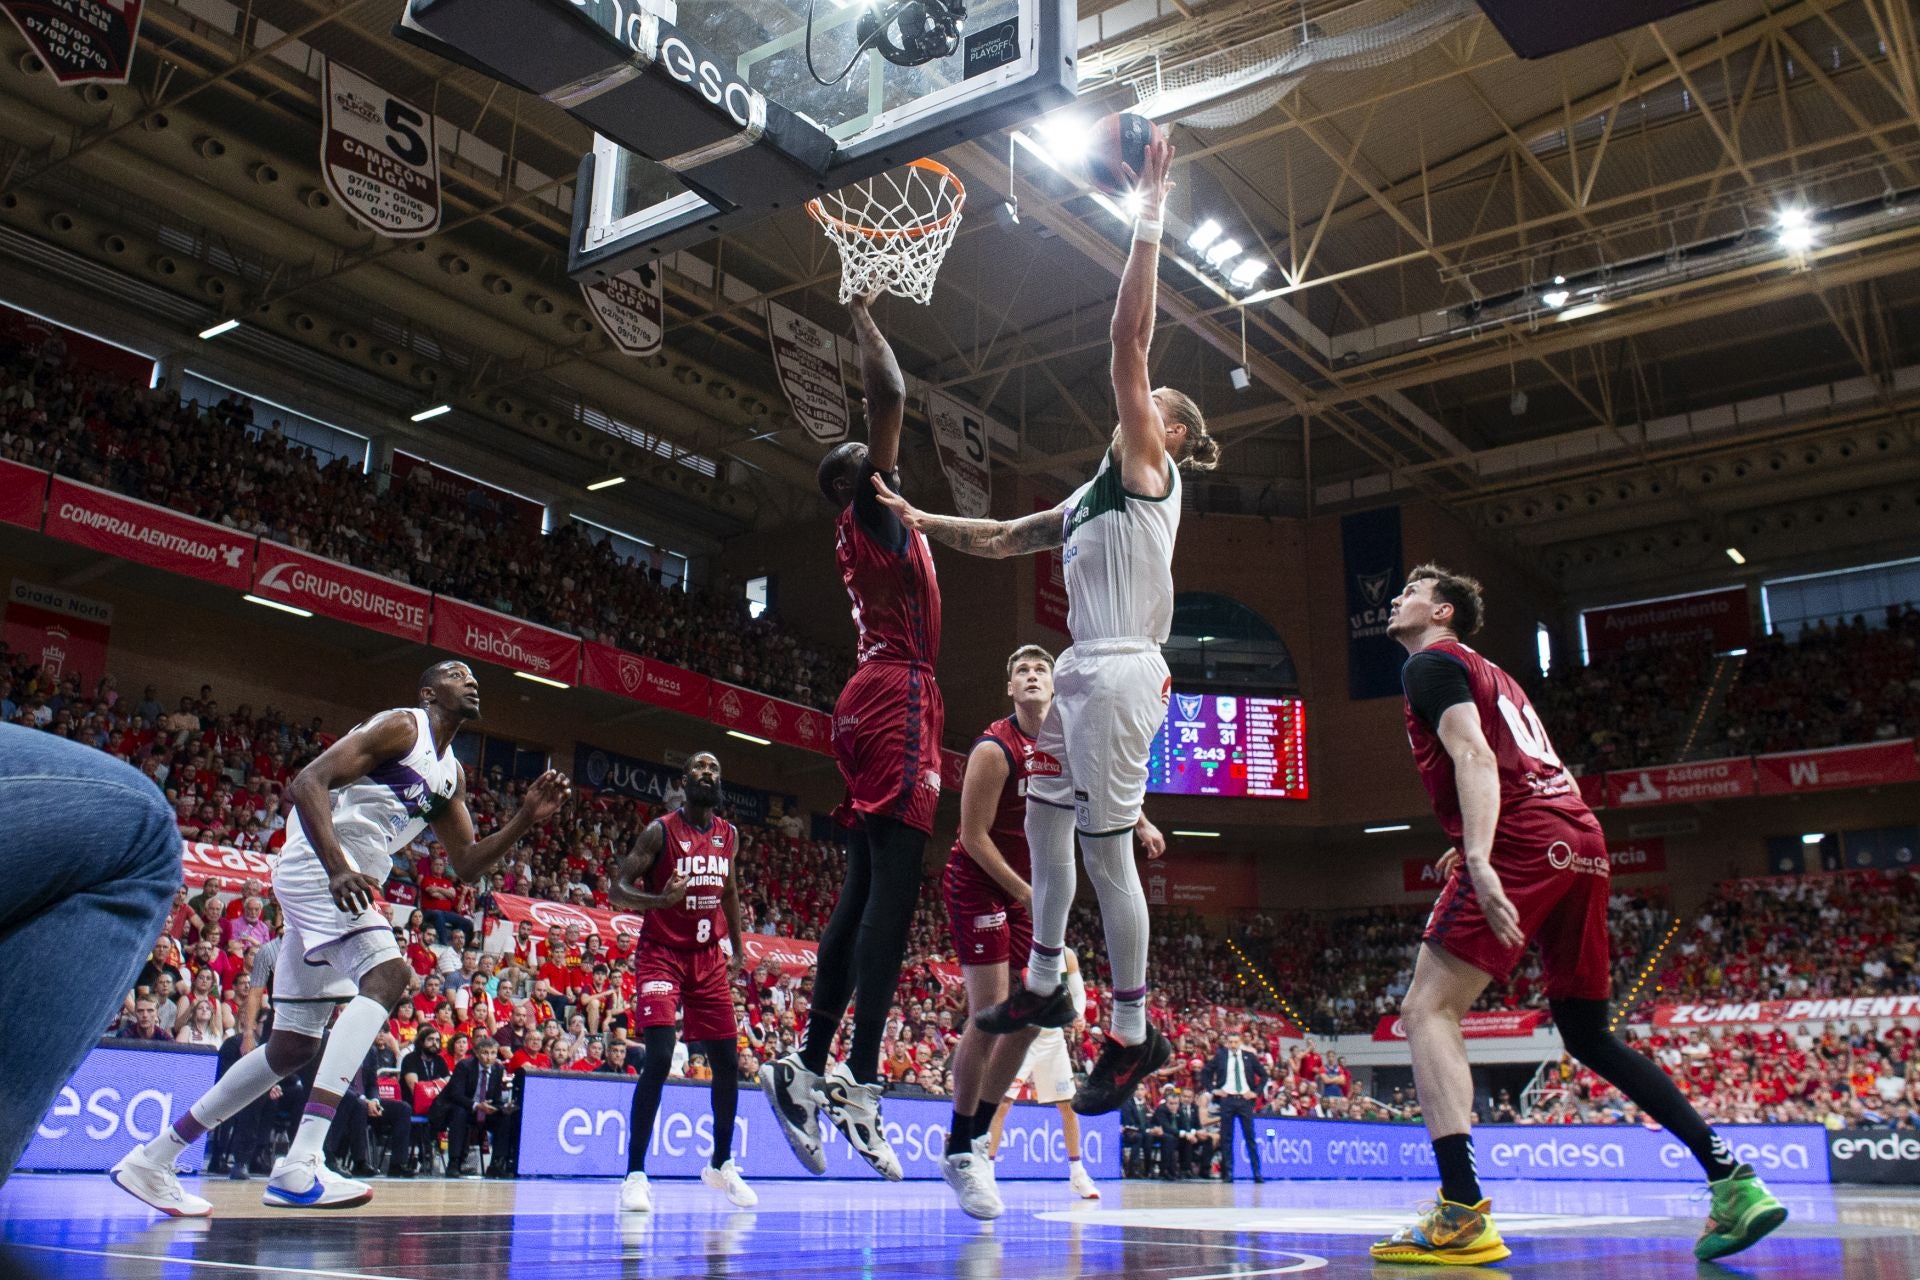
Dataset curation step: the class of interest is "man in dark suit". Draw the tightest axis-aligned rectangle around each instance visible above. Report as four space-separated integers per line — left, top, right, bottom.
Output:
1149 1086 1181 1180
1176 1087 1212 1178
1204 1029 1266 1182
1120 1083 1151 1177
439 1037 506 1177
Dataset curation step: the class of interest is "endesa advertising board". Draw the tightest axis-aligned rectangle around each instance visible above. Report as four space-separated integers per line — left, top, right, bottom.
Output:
1223 1119 1829 1183
20 1043 217 1172
517 1072 1119 1181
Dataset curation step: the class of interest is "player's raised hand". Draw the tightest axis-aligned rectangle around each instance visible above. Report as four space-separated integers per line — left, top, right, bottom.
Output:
869 472 930 530
848 287 884 313
1465 857 1524 949
1122 131 1176 219
523 770 571 822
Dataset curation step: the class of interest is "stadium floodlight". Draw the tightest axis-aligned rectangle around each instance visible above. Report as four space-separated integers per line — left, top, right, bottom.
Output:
1171 829 1220 838
243 593 311 618
1204 237 1242 268
1364 824 1412 834
1725 547 1747 565
586 474 626 491
727 730 773 746
513 671 570 690
1186 219 1223 253
1777 206 1817 254
1801 832 1825 845
1033 113 1094 167
1541 288 1571 309
198 319 240 340
410 404 452 422
1229 259 1269 290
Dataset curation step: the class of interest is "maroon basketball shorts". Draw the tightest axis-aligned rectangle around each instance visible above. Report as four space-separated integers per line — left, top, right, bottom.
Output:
943 854 1034 968
633 941 737 1042
1422 813 1613 1001
832 660 945 835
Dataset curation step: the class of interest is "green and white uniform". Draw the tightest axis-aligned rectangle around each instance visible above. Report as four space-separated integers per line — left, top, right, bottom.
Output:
1028 449 1179 835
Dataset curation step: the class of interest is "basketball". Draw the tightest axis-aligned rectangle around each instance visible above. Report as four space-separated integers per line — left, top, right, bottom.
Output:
1084 112 1162 197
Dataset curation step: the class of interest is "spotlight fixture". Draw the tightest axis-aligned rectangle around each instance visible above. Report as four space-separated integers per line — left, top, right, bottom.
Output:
1228 259 1269 290
1541 288 1570 309
513 671 571 690
1725 547 1747 565
586 474 626 492
1204 237 1242 268
410 404 451 422
1228 366 1252 392
1776 206 1817 254
1186 219 1223 253
198 319 240 340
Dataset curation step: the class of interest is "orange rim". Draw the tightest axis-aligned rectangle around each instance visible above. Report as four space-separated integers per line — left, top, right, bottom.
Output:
806 158 967 242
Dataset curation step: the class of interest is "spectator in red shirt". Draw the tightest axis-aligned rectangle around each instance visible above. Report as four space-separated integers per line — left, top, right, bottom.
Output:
569 1038 608 1072
508 1030 552 1073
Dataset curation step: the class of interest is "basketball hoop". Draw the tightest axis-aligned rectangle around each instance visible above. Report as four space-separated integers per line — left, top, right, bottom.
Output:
807 158 965 306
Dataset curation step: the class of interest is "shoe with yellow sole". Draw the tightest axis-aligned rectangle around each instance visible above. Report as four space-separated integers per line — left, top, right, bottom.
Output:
1370 1193 1511 1266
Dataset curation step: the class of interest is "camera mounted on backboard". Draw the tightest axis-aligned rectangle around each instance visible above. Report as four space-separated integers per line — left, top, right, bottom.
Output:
860 0 965 68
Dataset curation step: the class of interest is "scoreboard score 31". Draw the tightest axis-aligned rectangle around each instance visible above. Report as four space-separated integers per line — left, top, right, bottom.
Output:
1147 690 1308 800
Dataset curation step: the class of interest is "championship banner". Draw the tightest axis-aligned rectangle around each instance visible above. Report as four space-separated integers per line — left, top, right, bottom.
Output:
429 596 579 684
1142 851 1259 915
321 61 442 237
390 453 543 535
5 580 111 687
708 681 833 757
1341 507 1404 700
0 458 45 529
179 841 277 891
44 476 254 591
580 641 710 717
570 743 787 828
766 299 848 444
581 265 664 357
1609 837 1666 875
1033 495 1068 634
251 544 429 643
1754 740 1919 795
1605 756 1754 808
1 0 144 84
1375 1010 1548 1041
1652 994 1920 1030
1582 587 1750 663
926 389 992 517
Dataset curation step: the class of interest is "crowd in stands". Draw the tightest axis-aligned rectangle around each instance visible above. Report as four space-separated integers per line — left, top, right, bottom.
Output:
1539 643 1712 773
0 335 849 711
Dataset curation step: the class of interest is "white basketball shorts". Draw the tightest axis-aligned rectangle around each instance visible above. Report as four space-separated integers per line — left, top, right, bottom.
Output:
270 857 403 1028
1026 638 1171 836
1008 1028 1075 1104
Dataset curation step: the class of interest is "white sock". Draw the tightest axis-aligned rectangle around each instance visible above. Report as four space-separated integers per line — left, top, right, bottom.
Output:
286 996 389 1162
1024 799 1077 995
143 1046 285 1163
1080 830 1150 1045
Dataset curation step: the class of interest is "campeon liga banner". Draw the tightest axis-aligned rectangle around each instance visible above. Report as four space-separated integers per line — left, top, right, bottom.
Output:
1340 507 1403 700
926 388 991 517
5 579 111 687
766 300 849 444
321 60 442 237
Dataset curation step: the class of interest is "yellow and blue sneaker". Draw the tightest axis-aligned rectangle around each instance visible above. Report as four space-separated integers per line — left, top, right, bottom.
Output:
1695 1162 1788 1261
1370 1192 1511 1266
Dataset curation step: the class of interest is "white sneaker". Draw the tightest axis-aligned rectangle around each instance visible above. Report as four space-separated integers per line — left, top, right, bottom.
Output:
618 1170 652 1213
759 1054 827 1175
700 1159 759 1207
262 1153 373 1209
1069 1163 1101 1200
941 1152 1003 1220
814 1063 902 1181
109 1149 213 1218
971 1133 999 1195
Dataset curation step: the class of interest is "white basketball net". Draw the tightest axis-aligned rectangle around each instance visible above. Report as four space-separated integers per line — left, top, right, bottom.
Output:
808 159 966 306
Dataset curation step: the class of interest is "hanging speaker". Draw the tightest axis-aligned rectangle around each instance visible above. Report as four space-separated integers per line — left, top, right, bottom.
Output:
1476 0 1718 59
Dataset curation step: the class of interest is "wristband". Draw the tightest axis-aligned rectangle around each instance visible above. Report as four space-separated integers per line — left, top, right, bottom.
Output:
1133 218 1163 245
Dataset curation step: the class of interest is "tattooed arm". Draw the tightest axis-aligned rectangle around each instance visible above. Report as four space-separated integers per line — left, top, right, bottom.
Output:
868 473 1067 560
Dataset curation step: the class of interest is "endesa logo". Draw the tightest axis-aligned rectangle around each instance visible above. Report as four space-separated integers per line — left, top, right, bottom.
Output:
1489 1138 1626 1171
1831 1133 1920 1161
23 1045 217 1172
1659 1137 1813 1172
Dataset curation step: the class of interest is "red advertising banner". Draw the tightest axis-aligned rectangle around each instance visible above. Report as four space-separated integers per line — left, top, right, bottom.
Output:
1142 852 1259 915
0 303 153 382
1583 587 1750 662
178 841 277 891
941 747 970 792
0 458 45 529
1754 740 1919 796
1033 496 1068 634
1375 1010 1548 1041
1609 837 1667 875
390 452 542 535
580 642 711 718
1604 756 1755 808
1651 994 1920 1030
5 579 111 686
489 892 821 974
429 596 579 684
251 543 429 643
44 476 254 590
1403 856 1449 894
707 682 833 757
1576 772 1607 810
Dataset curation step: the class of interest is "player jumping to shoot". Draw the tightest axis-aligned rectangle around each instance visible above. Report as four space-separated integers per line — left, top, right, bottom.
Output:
872 131 1218 1115
1372 565 1785 1265
609 751 755 1214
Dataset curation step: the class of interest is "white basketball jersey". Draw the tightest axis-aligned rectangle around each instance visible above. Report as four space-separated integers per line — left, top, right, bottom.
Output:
1061 449 1181 643
277 707 461 880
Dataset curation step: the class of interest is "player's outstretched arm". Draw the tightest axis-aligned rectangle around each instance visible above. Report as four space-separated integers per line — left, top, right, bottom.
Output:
1111 134 1175 496
608 820 692 911
958 740 1030 904
869 472 1067 559
434 768 571 883
289 709 420 913
848 291 907 473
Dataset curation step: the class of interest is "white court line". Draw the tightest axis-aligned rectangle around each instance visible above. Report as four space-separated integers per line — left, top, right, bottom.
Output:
12 1244 413 1280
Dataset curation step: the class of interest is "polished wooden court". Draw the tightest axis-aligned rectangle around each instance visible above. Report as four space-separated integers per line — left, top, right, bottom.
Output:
4 1171 1918 1278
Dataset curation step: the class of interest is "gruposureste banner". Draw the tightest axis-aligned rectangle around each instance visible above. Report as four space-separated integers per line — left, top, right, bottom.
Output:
251 543 430 643
1340 507 1403 700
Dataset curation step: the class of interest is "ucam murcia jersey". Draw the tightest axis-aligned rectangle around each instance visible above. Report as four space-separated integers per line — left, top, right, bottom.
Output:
948 715 1058 886
1061 448 1181 643
276 706 460 881
642 808 736 950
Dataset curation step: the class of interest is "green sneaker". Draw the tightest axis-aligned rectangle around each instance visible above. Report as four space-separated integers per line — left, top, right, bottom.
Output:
1694 1162 1788 1261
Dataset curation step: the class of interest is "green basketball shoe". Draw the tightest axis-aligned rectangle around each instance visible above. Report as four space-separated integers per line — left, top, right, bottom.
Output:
1695 1163 1788 1261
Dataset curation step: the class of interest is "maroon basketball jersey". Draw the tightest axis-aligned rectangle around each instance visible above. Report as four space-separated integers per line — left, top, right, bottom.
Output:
835 502 941 668
642 809 735 950
1404 639 1595 843
948 715 1060 882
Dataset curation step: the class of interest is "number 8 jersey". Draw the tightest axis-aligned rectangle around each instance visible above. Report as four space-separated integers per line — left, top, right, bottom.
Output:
1402 639 1597 844
640 808 736 950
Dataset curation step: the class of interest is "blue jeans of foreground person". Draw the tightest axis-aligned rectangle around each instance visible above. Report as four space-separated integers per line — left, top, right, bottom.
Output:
0 723 180 1183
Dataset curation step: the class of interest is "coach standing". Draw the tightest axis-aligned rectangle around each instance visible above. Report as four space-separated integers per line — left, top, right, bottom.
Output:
1204 1028 1266 1183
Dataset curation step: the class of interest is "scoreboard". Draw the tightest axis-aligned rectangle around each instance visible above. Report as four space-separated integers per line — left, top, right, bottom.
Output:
1147 690 1309 800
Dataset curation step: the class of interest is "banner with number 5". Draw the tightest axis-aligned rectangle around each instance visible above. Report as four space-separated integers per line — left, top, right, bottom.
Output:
926 388 992 518
321 60 442 238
